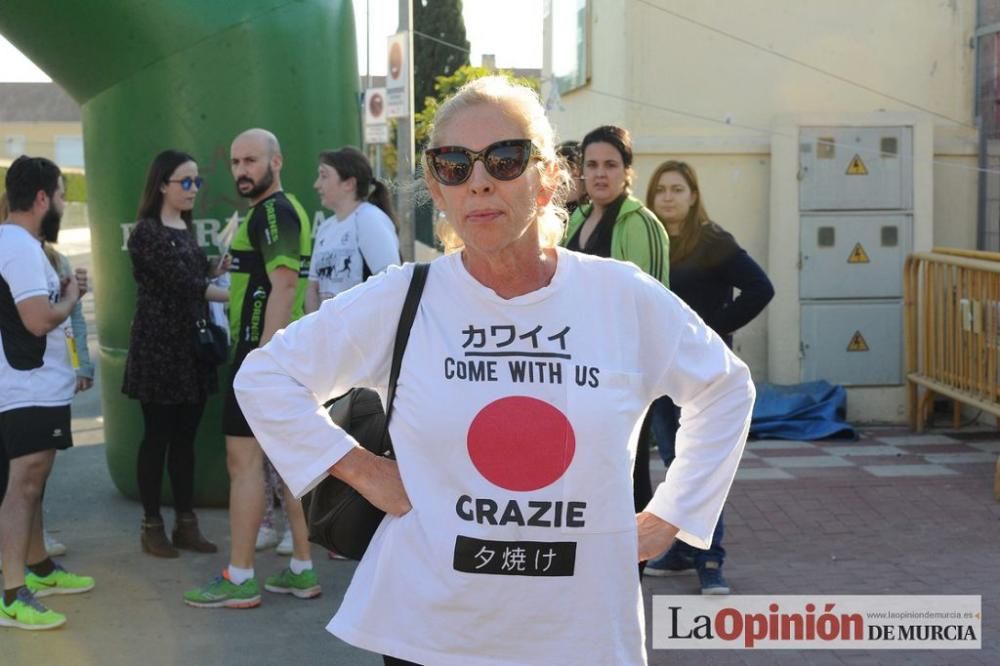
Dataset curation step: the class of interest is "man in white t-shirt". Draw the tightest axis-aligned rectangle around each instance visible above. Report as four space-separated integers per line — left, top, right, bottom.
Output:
0 156 94 631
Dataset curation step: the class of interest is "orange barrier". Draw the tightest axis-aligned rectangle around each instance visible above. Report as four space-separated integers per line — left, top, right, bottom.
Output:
905 250 1000 437
905 250 1000 499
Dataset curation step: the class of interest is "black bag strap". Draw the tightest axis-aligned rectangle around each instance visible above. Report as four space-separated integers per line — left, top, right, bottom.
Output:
382 263 429 454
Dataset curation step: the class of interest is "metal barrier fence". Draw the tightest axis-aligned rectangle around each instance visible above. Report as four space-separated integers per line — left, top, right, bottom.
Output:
904 248 1000 432
907 248 1000 500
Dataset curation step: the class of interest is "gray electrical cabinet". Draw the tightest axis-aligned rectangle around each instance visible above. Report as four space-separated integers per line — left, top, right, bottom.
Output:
798 126 913 386
800 301 903 386
800 127 913 211
800 213 912 300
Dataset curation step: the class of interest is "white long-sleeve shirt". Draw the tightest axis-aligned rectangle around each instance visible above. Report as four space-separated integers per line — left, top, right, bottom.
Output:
236 248 754 666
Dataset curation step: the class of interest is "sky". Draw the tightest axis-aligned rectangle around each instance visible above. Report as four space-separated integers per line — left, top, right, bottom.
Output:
0 0 543 82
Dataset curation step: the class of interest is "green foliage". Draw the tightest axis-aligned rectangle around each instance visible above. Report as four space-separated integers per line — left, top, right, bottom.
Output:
413 0 470 115
0 166 87 203
64 171 88 202
374 68 540 180
414 65 541 152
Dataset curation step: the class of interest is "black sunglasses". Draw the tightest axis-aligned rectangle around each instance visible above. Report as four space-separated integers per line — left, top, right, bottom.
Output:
424 139 540 186
167 176 204 191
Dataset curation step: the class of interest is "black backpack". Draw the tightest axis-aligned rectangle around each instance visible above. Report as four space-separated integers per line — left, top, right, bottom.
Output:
301 263 428 560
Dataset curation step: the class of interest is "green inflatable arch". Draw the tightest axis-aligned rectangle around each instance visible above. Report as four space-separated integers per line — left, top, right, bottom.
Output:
0 1 361 505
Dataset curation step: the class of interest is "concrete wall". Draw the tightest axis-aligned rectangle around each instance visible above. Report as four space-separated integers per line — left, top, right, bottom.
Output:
543 0 979 422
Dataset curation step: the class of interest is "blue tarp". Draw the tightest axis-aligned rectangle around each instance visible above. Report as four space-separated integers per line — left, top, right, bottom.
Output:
749 380 857 441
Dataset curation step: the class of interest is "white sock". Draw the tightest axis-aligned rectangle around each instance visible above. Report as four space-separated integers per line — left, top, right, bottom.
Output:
227 565 254 585
289 558 313 575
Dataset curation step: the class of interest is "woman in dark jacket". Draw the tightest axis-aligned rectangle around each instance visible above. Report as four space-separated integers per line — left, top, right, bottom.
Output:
643 160 774 593
123 150 229 557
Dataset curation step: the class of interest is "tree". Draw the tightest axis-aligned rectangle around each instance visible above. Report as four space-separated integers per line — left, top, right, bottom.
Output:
377 67 540 182
413 0 470 114
414 65 540 151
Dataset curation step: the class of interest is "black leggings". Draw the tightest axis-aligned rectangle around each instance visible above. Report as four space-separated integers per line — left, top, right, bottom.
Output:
136 401 206 519
383 657 422 666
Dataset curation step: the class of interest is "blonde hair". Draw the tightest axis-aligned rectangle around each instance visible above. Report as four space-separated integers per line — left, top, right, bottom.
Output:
424 76 572 253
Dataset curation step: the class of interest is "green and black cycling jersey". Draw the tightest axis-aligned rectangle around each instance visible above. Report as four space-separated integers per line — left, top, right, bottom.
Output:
228 191 311 360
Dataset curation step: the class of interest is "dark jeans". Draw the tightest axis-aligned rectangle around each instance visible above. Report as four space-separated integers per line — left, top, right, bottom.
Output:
634 410 654 577
649 395 726 567
633 410 653 513
136 401 206 519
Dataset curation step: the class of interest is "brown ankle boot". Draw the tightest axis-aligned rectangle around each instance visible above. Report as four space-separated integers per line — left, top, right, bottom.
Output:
172 513 218 553
141 517 179 558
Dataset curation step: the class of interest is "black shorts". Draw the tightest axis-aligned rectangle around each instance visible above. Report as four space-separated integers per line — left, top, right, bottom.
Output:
222 353 254 437
0 405 73 460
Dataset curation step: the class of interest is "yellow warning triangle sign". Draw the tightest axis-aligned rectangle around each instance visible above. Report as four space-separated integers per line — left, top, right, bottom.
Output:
846 331 869 352
846 154 868 175
847 242 870 264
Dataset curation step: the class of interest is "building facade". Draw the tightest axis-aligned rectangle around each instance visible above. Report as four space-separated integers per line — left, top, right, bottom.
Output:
543 0 979 422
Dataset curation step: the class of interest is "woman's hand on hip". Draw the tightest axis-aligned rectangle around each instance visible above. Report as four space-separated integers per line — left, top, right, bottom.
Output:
636 511 679 562
331 447 412 516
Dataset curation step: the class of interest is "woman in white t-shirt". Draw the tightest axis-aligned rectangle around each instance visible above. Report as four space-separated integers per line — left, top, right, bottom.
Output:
235 77 754 665
306 147 400 313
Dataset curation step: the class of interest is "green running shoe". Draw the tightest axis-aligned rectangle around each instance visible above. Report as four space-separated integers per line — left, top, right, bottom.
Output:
26 564 95 598
264 568 321 599
183 572 261 609
0 588 66 630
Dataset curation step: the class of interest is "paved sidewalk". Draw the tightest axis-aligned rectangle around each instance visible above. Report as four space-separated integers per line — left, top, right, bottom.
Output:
644 430 1000 665
7 445 376 666
7 228 997 664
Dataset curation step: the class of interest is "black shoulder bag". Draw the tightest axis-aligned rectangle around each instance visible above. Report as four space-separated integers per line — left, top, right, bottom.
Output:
301 263 429 560
193 308 229 366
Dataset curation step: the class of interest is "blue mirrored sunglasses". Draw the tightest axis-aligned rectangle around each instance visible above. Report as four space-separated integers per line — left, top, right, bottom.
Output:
167 176 204 191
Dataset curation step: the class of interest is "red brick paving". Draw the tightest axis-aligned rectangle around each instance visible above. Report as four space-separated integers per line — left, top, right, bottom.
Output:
643 426 1000 665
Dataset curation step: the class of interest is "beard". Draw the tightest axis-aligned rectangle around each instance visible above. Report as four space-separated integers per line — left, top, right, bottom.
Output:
235 165 275 200
40 202 63 243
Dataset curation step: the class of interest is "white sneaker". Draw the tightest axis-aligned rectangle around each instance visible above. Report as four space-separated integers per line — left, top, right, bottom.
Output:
255 526 280 551
275 529 293 556
44 530 67 557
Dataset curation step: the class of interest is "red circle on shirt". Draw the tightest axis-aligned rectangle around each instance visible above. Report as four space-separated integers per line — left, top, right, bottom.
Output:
467 396 575 492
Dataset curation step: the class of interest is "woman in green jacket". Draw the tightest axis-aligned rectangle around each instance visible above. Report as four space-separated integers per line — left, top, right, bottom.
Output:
561 125 670 575
563 125 669 287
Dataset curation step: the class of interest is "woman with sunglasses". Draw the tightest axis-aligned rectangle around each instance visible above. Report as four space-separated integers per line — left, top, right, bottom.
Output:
306 146 399 314
233 77 753 665
643 160 773 593
123 150 229 558
561 125 670 574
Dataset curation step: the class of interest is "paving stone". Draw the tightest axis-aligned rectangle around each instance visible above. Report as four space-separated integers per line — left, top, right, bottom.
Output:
876 434 962 446
749 440 819 450
922 452 998 465
816 445 907 457
768 456 855 468
736 467 795 481
969 441 1000 453
862 464 960 477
